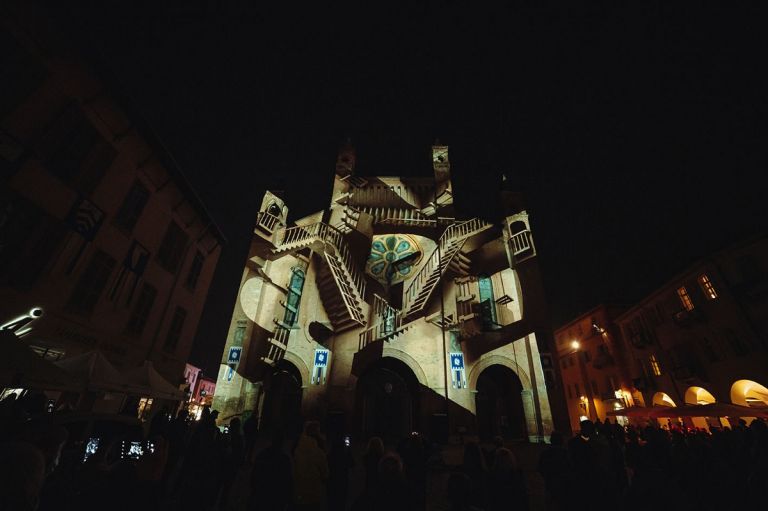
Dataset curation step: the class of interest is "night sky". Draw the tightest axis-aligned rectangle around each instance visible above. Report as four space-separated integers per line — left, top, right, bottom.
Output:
51 3 768 376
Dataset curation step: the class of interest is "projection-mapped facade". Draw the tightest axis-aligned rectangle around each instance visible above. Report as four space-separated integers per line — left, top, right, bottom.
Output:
213 144 562 441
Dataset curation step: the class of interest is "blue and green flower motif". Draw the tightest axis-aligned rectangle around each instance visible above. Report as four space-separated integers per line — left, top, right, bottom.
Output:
366 234 422 286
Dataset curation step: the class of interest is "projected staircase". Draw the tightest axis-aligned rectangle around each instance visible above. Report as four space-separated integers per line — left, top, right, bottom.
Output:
401 218 493 320
273 222 366 332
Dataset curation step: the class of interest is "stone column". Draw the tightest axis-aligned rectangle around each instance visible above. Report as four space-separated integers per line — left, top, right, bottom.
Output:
521 389 539 443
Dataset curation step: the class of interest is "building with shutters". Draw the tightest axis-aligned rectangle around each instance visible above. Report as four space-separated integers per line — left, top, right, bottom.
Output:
212 143 567 441
554 304 635 432
0 11 224 390
614 234 768 428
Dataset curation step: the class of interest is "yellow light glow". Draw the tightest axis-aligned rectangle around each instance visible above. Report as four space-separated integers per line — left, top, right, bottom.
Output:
571 340 580 350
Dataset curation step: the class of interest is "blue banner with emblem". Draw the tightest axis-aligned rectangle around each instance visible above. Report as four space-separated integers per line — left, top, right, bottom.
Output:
450 352 466 389
312 349 330 384
228 346 243 365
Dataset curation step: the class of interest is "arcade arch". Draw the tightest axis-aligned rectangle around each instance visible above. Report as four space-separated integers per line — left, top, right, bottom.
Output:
730 379 768 407
684 386 718 430
652 392 677 407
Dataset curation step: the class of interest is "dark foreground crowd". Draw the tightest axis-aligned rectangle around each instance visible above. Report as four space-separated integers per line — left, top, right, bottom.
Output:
538 417 768 511
2 391 767 511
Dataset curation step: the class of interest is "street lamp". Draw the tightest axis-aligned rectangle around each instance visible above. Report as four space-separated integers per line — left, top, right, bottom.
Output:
570 339 598 422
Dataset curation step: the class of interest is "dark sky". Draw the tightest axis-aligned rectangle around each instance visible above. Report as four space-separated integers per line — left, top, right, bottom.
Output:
52 2 768 376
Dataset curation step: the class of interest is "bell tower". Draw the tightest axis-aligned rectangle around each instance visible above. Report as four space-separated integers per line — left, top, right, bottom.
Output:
432 143 453 210
335 139 356 177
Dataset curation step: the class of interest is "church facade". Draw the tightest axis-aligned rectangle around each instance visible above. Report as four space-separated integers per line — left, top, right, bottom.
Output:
212 144 564 442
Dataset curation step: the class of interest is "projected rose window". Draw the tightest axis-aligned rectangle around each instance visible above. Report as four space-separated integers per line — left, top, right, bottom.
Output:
365 234 422 286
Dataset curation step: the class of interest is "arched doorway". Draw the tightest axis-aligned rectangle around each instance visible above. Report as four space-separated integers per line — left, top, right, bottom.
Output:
475 364 527 441
684 386 718 430
261 360 303 438
356 357 420 443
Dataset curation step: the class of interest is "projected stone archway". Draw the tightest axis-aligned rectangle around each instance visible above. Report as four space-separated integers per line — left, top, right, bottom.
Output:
355 356 422 442
283 350 311 387
468 355 536 441
260 359 303 438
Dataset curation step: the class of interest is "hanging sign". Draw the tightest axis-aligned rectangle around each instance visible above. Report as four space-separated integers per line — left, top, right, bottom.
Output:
312 349 330 385
228 346 243 365
450 352 466 389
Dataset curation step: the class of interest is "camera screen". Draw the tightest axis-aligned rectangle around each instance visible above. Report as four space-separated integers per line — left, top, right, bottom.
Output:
82 437 100 463
121 440 143 460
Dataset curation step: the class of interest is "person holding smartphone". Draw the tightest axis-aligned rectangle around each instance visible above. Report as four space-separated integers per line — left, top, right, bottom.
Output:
135 435 169 505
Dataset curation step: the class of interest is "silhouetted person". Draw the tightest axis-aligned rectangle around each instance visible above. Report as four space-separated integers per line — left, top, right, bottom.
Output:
327 436 354 511
488 447 527 511
482 435 505 468
445 472 482 511
0 439 47 510
217 418 245 508
538 431 572 510
243 413 258 462
363 437 385 491
568 420 609 510
461 441 488 510
177 407 220 509
400 432 427 509
293 420 328 511
135 435 169 510
251 429 293 511
352 452 414 511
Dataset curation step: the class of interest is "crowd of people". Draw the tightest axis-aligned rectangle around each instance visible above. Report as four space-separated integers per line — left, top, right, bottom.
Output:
537 417 768 511
0 390 529 511
3 389 768 511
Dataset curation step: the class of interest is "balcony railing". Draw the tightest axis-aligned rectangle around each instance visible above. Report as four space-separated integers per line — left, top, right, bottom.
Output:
263 322 290 365
358 294 406 349
256 211 283 233
509 229 533 255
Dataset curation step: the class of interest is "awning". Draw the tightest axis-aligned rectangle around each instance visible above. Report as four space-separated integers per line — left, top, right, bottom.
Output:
121 361 184 400
605 406 656 417
0 331 82 391
649 402 768 419
54 350 133 394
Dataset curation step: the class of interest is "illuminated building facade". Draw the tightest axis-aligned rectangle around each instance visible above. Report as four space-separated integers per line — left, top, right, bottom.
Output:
0 12 223 388
213 143 566 441
554 304 634 432
615 234 768 427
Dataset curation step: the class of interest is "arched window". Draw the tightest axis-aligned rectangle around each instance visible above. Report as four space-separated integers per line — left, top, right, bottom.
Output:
478 274 498 330
283 267 305 327
383 306 395 335
267 202 282 218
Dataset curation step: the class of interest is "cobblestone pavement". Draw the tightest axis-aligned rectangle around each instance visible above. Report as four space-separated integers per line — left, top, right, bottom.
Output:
224 439 548 511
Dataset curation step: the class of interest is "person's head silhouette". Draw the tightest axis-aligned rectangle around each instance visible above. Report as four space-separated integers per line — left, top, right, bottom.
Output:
580 419 595 439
